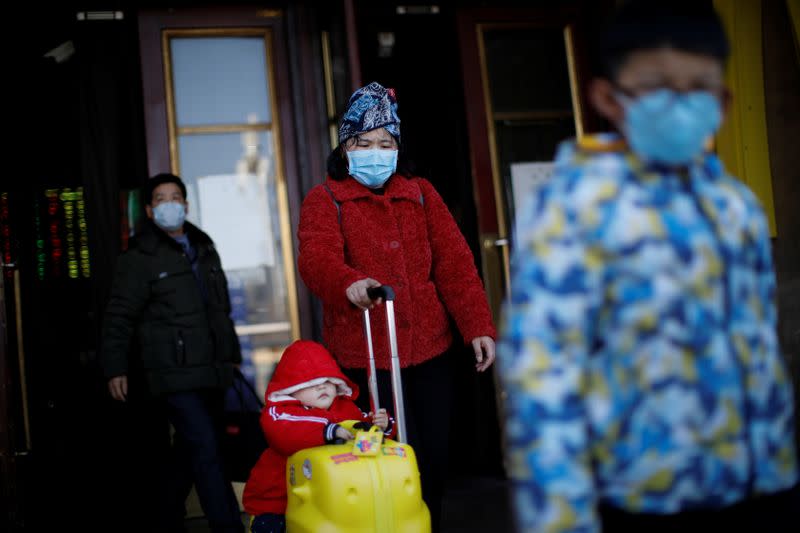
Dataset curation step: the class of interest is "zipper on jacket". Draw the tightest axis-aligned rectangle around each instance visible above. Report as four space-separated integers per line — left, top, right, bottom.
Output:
177 330 187 366
683 171 757 496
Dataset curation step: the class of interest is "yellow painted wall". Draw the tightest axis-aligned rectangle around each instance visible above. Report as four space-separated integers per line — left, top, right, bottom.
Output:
714 0 777 235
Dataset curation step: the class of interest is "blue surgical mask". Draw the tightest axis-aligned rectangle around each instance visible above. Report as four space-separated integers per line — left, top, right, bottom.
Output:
618 89 722 165
347 149 398 188
152 201 186 231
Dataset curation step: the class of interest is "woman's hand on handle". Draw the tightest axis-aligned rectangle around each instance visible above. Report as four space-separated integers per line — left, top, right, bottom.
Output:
346 278 382 309
471 336 496 372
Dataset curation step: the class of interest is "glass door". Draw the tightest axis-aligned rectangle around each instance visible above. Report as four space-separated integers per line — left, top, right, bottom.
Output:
458 9 594 317
139 10 302 400
162 29 298 398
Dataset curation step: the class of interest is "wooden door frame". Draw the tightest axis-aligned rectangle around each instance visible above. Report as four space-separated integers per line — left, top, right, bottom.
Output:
137 6 313 339
457 7 600 311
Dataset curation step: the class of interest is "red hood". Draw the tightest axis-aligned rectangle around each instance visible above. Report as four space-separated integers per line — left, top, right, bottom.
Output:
265 340 358 406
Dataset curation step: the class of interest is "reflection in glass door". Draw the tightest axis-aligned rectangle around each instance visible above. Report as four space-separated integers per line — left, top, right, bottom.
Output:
163 29 298 398
481 26 580 239
460 15 587 316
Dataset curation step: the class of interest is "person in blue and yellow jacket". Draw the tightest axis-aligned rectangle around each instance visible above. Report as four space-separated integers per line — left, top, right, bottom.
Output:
498 2 798 532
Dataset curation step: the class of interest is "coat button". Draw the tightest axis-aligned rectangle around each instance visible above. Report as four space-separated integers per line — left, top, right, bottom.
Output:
389 240 400 249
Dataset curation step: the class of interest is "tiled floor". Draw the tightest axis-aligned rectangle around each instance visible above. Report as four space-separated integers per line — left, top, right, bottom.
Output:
184 476 514 532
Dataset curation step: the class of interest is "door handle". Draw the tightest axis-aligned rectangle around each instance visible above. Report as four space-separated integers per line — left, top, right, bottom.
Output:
483 237 509 249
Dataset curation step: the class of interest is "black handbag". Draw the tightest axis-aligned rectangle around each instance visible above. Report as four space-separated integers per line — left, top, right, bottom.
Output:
221 368 268 482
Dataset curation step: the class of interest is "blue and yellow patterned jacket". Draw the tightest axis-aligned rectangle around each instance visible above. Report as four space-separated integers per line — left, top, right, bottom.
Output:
498 134 797 533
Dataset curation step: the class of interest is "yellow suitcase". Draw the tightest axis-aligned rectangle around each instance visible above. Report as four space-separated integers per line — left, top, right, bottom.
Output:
285 286 431 533
285 422 430 532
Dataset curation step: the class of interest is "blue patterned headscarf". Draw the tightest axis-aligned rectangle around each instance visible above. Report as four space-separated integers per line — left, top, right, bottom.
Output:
338 82 401 144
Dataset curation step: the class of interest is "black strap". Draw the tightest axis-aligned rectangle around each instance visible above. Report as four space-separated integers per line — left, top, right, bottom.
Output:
232 367 264 410
323 184 342 226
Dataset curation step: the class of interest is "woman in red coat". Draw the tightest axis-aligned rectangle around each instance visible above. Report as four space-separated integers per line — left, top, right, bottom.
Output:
297 81 496 531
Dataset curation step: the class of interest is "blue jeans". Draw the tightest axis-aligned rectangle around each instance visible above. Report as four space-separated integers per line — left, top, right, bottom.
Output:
165 390 243 533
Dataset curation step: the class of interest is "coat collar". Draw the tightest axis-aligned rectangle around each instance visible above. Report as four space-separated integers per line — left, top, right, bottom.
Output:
133 220 212 255
325 174 420 203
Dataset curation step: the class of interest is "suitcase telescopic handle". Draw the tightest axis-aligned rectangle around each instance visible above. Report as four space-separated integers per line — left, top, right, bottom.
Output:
363 285 407 443
366 285 395 301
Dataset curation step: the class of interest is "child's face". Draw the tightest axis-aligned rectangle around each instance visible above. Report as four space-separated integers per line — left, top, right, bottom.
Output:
590 47 727 130
292 381 337 410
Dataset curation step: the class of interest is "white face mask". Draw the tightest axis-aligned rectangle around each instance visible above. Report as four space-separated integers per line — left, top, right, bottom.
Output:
347 149 398 188
152 201 186 231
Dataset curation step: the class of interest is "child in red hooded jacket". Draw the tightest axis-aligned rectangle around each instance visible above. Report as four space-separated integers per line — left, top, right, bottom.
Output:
242 340 391 533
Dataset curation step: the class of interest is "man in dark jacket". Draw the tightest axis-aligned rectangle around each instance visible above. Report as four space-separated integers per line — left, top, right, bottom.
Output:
101 173 244 533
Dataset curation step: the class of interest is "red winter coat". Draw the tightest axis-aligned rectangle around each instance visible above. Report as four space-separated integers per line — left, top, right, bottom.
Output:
297 175 496 370
242 340 386 516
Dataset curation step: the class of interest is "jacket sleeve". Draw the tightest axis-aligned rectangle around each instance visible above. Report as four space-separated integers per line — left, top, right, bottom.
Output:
297 186 367 306
100 252 151 379
497 178 603 533
227 319 243 365
746 189 798 482
498 174 606 533
214 248 243 365
418 179 496 342
262 404 334 457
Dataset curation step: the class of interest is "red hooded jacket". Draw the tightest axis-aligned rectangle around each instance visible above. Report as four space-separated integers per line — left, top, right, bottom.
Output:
297 175 496 370
242 340 387 516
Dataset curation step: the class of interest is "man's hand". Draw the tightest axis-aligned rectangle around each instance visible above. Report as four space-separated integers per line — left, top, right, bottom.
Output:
471 336 496 372
108 375 128 402
371 408 389 431
346 278 382 309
